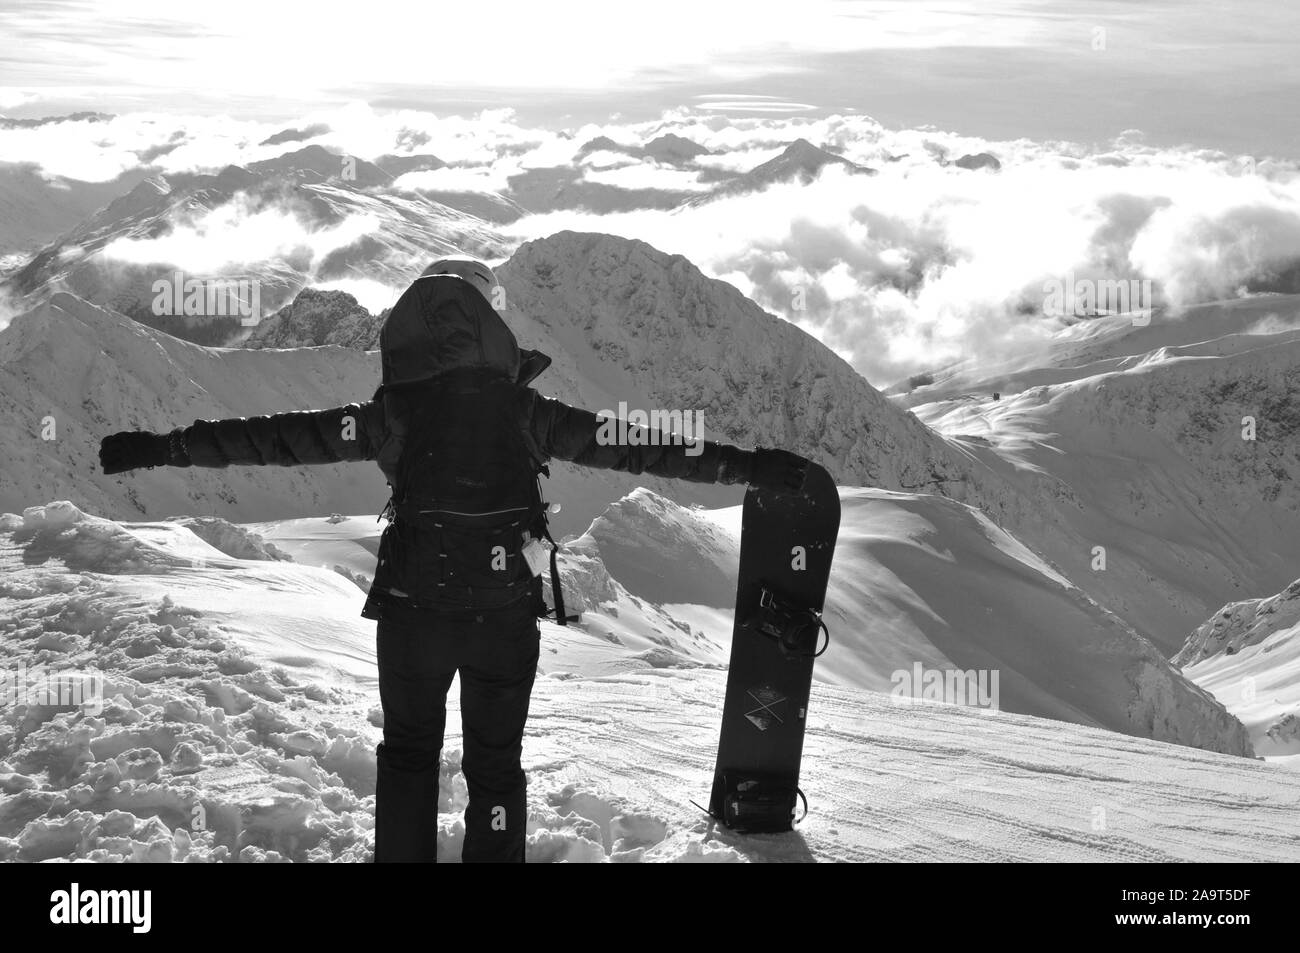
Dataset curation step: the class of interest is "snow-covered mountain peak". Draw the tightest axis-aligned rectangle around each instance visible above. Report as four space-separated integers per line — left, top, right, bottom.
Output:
498 231 1002 501
1177 579 1300 667
245 288 381 350
642 134 711 164
1177 578 1300 756
681 138 874 208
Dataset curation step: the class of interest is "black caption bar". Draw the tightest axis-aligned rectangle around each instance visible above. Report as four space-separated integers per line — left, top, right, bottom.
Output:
0 861 1275 940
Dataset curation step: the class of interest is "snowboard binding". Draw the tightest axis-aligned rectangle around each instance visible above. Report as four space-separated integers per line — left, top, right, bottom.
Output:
743 584 830 659
694 773 809 833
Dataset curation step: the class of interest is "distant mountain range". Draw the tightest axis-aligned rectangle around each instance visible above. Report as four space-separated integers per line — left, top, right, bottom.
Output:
3 145 511 325
1 135 886 311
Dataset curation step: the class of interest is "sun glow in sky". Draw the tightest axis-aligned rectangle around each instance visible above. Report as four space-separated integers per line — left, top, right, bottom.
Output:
2 1 1297 155
3 1 1034 92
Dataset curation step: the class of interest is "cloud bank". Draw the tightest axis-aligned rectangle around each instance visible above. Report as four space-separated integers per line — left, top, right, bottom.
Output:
4 104 1298 384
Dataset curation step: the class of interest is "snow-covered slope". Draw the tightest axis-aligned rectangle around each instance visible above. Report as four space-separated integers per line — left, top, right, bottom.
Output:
0 293 391 522
1176 579 1300 756
0 164 154 256
243 515 380 583
564 488 1251 752
914 312 1300 654
245 486 1252 755
1 502 1294 863
896 295 1300 408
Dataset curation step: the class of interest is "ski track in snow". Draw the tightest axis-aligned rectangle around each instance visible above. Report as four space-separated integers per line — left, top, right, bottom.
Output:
524 673 1300 863
3 502 1298 863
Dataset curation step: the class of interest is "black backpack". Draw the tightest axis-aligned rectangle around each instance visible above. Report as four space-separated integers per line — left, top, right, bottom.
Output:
374 273 576 623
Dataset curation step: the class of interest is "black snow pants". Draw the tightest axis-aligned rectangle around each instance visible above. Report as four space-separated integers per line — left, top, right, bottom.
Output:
373 599 540 863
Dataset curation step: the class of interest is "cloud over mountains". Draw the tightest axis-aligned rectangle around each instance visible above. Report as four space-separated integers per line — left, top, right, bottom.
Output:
4 105 1299 384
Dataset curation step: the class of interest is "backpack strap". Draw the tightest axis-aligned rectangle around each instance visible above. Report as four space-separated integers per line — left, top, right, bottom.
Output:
533 486 579 626
489 382 579 626
510 404 579 626
370 384 396 524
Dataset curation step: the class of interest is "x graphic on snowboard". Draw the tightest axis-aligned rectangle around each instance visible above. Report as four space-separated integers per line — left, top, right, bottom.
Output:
745 685 787 731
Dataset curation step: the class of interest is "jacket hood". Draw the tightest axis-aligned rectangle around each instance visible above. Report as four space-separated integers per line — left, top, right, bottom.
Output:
380 274 521 387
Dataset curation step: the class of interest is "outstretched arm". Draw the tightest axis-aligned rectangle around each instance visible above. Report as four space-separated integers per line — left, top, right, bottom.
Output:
521 390 809 492
100 400 387 473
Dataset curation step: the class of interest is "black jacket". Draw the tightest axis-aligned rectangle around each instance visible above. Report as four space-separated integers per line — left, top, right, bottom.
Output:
172 385 755 615
178 387 752 488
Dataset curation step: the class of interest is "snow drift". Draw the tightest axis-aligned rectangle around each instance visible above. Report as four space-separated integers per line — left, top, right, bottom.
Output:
1 502 1294 863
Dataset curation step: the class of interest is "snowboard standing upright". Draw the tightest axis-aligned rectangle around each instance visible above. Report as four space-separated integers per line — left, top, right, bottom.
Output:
707 461 840 832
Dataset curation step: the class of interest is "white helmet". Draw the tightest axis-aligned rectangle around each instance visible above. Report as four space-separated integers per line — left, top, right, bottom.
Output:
421 255 498 303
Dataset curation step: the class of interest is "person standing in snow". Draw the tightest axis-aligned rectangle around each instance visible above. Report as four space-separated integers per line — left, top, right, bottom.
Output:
99 256 811 863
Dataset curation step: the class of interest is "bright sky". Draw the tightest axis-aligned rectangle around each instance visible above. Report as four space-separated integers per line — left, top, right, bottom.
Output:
0 0 1294 152
1 0 1038 92
1 0 1297 155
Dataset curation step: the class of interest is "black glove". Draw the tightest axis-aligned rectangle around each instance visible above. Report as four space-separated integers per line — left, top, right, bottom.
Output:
749 448 812 494
99 431 171 475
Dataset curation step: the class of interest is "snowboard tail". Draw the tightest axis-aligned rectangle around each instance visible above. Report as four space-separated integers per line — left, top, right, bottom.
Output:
707 462 840 833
